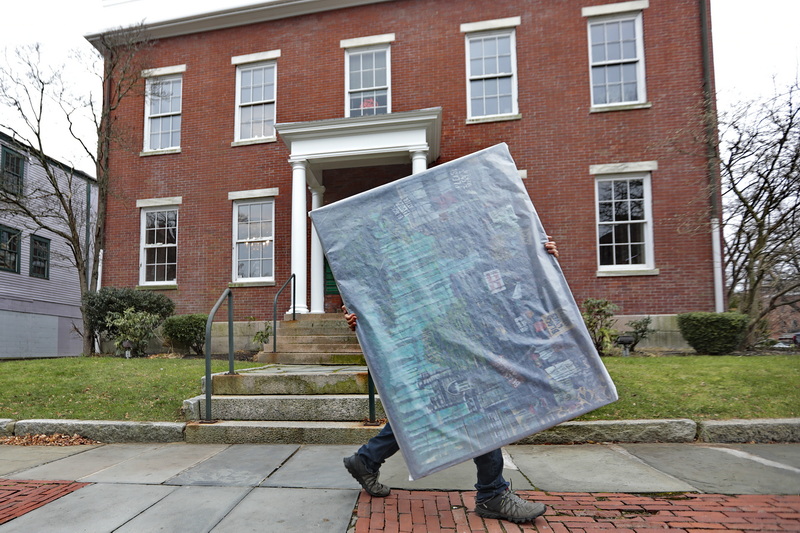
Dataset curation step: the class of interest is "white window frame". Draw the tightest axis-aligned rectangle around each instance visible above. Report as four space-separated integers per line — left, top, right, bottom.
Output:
232 50 280 145
591 162 657 276
137 197 181 286
584 4 648 110
230 189 278 284
142 65 185 154
341 34 394 118
462 17 520 123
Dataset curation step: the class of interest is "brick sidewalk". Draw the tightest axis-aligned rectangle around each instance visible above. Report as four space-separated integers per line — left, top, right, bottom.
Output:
0 479 89 525
352 490 800 532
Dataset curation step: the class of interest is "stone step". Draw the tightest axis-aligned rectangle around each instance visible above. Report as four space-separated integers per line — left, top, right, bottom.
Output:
254 351 366 365
207 365 369 395
182 394 386 422
184 420 385 445
273 342 362 353
276 334 360 345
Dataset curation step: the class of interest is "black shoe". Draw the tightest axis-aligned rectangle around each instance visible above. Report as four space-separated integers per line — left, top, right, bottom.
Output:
343 454 391 497
475 489 546 523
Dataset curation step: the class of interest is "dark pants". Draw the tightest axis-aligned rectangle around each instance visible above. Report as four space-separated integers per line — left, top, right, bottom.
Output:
356 422 509 502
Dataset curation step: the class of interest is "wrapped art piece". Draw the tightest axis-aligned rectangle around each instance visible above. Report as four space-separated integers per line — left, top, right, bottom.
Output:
310 143 617 479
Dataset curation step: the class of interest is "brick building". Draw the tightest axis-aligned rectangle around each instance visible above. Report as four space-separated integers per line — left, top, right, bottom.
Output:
86 0 722 348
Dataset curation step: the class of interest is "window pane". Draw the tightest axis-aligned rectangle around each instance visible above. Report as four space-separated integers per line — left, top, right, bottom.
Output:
629 243 645 264
598 224 613 244
598 202 613 222
599 245 614 265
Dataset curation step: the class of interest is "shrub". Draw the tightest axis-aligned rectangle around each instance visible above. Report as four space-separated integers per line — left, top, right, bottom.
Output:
625 316 655 352
677 312 748 355
581 298 619 356
83 287 175 342
105 307 163 357
162 314 208 355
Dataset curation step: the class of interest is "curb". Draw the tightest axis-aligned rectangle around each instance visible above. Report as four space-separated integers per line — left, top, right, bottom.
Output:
2 418 799 444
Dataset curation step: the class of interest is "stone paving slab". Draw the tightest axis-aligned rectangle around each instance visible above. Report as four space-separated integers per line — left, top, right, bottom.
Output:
620 442 800 494
167 444 298 486
351 490 800 532
210 487 358 532
0 483 176 533
262 445 363 489
0 445 96 476
506 444 698 493
81 443 227 484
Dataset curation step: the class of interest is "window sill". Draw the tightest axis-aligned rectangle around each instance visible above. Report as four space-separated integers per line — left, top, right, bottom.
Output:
590 102 652 113
140 148 181 157
136 284 178 290
229 281 276 288
231 137 277 147
596 268 659 277
466 113 522 125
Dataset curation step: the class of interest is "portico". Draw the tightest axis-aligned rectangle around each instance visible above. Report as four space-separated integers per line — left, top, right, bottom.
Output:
275 107 442 314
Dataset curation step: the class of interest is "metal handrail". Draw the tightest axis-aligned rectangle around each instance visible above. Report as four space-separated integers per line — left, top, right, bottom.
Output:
203 288 235 421
272 273 296 353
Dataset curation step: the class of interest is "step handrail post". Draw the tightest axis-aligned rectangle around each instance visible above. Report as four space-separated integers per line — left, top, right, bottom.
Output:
204 288 233 421
272 273 296 353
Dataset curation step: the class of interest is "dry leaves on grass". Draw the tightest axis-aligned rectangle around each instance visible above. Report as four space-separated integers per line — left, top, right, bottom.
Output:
0 433 102 446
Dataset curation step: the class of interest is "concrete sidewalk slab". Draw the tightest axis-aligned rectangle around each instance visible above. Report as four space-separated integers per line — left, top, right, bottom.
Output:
210 487 358 532
167 444 298 486
0 445 96 476
81 443 227 484
506 444 698 493
6 443 162 481
0 483 175 533
114 485 250 532
620 442 800 494
262 445 362 489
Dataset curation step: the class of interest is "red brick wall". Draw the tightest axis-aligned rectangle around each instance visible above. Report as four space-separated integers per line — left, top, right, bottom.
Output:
103 0 718 321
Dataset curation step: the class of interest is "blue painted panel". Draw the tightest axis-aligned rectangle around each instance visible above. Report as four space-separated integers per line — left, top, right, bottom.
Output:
310 143 617 479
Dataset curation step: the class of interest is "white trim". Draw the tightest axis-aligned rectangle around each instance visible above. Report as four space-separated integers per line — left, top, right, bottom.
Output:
340 33 395 48
234 59 278 142
582 0 649 17
465 27 519 120
228 188 279 200
138 205 179 286
590 161 658 175
136 197 182 208
596 268 659 277
231 197 276 283
460 16 521 33
141 64 187 78
231 49 281 65
344 43 391 117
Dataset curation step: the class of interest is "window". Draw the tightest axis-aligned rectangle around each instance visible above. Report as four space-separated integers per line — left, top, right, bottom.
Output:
587 11 646 107
0 225 20 273
234 53 278 142
143 66 185 152
1 146 24 195
595 172 654 273
466 28 518 119
140 207 178 284
346 46 390 117
29 235 50 279
233 198 274 281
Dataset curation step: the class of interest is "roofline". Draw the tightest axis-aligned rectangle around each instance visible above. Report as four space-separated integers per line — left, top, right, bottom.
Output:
0 130 96 183
85 0 394 47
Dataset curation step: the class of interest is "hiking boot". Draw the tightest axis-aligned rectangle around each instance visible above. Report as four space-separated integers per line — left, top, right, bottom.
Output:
475 489 546 523
343 454 391 497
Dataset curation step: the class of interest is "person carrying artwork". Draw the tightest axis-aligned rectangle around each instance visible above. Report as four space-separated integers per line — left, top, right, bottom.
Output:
342 237 560 525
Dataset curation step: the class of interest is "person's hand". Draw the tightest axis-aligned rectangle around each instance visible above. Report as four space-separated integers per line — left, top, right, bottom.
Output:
545 236 559 259
342 305 358 331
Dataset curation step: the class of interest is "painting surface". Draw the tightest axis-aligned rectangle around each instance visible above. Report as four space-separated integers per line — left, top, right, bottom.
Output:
310 143 617 479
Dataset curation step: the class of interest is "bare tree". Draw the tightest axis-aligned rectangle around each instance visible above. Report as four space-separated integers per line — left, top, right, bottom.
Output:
0 27 151 355
720 83 800 347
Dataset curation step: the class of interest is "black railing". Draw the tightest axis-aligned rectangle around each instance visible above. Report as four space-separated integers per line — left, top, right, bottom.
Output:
203 288 236 421
272 274 296 353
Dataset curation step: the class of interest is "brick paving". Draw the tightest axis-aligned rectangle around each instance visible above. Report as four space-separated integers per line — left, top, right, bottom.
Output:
0 479 89 525
352 491 800 533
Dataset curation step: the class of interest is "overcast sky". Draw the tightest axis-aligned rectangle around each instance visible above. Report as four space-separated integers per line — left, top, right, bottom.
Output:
1 0 798 174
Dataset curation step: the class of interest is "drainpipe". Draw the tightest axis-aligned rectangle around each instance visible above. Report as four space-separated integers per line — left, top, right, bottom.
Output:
699 0 725 312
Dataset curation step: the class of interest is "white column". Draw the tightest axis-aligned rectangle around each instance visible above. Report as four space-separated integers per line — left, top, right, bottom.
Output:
411 149 428 174
290 159 309 314
310 186 326 314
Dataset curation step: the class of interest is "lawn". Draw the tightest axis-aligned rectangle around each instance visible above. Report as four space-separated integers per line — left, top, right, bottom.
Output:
0 354 797 423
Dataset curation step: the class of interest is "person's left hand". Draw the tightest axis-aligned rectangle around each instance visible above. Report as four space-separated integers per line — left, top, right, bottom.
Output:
545 236 559 259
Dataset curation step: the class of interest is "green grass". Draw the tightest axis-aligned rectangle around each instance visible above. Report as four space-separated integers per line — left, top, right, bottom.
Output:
0 357 261 422
579 354 800 421
0 354 797 423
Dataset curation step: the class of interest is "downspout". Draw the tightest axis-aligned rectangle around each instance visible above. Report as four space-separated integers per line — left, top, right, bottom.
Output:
700 0 725 312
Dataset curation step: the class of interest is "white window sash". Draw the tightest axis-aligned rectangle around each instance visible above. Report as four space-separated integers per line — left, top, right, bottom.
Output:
465 28 519 120
232 198 275 282
234 61 278 142
586 11 646 108
139 206 179 285
344 44 391 117
143 75 183 151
